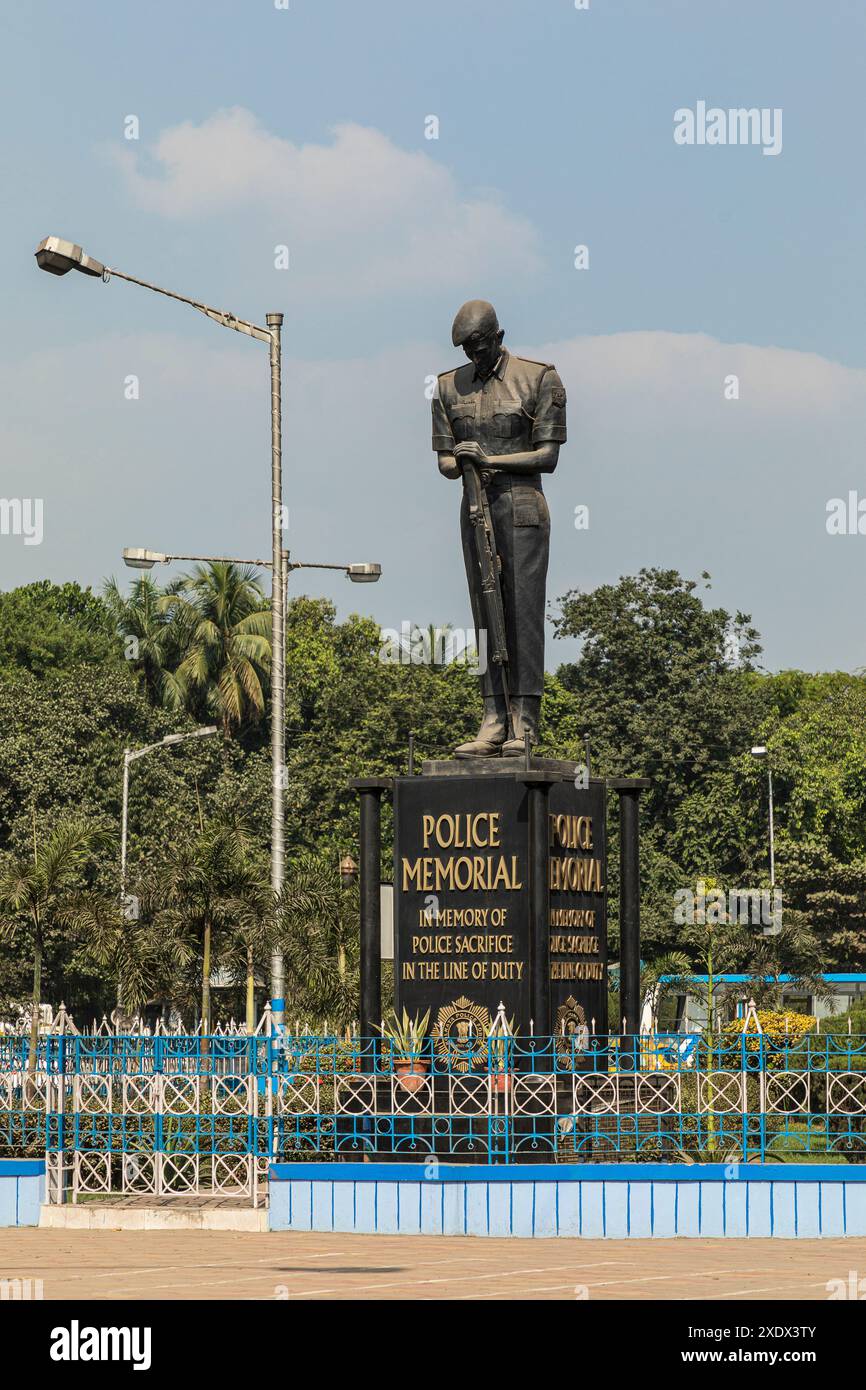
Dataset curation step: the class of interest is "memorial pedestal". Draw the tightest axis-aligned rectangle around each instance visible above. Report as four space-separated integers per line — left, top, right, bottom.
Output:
393 759 608 1048
349 761 647 1164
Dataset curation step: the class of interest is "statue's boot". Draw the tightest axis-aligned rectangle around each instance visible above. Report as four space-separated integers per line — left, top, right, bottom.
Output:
501 696 541 758
454 697 508 758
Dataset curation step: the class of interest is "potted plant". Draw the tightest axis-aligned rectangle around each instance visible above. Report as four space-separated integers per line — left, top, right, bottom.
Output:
377 1008 431 1091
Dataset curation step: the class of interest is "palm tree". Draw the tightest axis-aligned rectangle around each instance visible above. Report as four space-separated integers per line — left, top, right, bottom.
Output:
0 812 109 1071
102 574 186 708
75 890 192 1020
159 563 271 739
732 919 828 1013
276 851 360 1030
221 880 277 1031
146 815 260 1033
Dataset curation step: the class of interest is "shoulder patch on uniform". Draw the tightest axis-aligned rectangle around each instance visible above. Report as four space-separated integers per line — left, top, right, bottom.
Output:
551 385 567 407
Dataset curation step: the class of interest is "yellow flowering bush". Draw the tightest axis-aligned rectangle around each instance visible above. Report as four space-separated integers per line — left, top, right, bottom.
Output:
724 1009 816 1051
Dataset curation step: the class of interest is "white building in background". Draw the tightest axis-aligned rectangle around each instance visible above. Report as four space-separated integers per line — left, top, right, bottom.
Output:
662 973 866 1032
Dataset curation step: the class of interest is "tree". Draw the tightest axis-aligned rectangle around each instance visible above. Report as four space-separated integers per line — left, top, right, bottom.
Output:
159 563 271 740
553 568 765 959
0 813 109 1069
0 581 119 676
145 816 259 1032
763 674 866 970
73 890 192 1021
553 568 763 827
276 851 360 1030
220 879 277 1031
102 574 186 708
675 878 825 1031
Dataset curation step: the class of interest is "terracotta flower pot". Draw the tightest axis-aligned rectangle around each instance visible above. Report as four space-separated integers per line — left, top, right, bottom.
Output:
394 1060 429 1092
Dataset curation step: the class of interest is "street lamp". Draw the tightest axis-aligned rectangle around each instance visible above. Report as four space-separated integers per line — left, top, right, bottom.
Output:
750 744 775 892
121 546 381 998
121 547 381 585
35 236 104 278
340 854 358 888
37 236 290 1021
120 726 219 910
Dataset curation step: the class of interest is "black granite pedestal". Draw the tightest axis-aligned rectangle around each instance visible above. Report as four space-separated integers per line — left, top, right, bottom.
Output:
349 760 647 1164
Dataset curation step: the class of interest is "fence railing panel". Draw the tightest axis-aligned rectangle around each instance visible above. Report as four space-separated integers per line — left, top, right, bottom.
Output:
1 1032 864 1200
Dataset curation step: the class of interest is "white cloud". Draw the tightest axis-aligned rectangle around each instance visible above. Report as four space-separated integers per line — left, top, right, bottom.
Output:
7 325 866 672
111 108 540 297
540 330 866 423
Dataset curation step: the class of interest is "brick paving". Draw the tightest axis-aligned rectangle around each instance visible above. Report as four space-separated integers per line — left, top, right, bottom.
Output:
0 1229 863 1300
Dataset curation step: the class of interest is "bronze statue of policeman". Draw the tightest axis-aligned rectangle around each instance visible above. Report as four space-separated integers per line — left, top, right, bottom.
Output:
432 300 567 757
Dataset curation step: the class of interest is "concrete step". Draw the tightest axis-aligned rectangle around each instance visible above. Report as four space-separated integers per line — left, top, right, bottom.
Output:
39 1201 268 1232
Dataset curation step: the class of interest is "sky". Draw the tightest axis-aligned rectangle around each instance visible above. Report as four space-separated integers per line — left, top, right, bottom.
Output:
3 0 866 674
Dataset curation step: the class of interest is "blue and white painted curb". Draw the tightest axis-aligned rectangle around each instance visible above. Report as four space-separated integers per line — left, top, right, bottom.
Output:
269 1162 866 1239
0 1160 45 1227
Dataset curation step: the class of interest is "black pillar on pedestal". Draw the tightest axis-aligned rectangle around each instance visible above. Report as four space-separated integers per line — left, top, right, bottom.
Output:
609 778 650 1040
350 778 392 1069
519 771 557 1043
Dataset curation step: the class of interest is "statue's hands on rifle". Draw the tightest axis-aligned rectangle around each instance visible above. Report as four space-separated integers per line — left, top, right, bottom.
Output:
438 439 560 482
453 441 488 464
449 438 560 478
453 440 492 485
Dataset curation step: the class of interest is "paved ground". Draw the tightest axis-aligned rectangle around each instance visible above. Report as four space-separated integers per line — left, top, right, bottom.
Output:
0 1229 863 1299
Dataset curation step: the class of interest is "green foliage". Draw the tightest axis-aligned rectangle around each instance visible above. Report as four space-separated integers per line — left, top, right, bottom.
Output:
820 999 866 1036
553 567 763 829
0 812 111 1064
0 581 120 675
2 562 866 1019
376 1007 431 1055
140 814 263 1030
276 850 361 1029
553 568 766 959
158 562 272 738
102 574 187 708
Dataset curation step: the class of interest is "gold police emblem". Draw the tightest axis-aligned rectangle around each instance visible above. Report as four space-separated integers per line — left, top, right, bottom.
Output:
434 996 491 1070
555 995 589 1061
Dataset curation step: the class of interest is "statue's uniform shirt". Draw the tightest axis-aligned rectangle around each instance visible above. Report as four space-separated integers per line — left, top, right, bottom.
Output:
432 349 567 701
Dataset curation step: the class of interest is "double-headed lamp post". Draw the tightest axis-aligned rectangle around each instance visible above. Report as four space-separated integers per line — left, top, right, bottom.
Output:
36 235 380 1029
122 547 381 1025
122 548 381 588
750 745 775 890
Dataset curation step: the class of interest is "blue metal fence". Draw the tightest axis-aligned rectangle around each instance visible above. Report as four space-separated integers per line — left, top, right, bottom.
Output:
2 1031 865 1186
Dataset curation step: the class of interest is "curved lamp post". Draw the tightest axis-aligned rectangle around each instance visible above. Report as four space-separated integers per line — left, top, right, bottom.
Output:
35 236 380 1027
121 727 219 909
